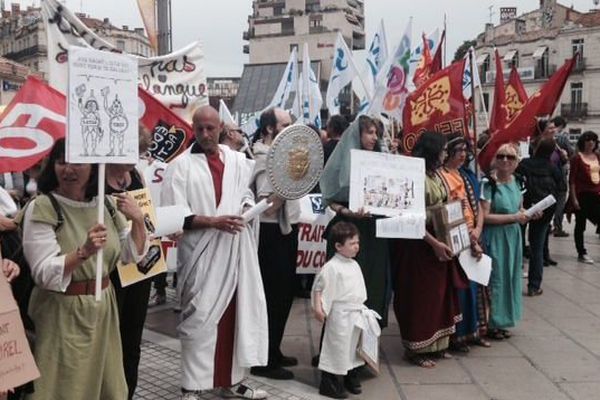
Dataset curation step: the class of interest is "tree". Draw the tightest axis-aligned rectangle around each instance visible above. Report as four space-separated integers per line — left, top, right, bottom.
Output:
454 40 477 62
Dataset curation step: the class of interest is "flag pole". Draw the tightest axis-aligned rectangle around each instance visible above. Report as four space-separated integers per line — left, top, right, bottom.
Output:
443 14 447 68
95 163 106 302
468 49 479 177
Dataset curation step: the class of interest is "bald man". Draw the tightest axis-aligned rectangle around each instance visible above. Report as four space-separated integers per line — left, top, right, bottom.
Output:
161 106 268 400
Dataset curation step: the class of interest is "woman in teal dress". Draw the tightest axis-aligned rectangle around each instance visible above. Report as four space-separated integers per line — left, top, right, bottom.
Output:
480 143 531 339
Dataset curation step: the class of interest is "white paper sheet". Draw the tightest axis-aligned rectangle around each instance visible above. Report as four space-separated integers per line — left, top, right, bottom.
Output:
524 195 556 218
458 252 492 286
349 150 426 217
375 213 426 239
154 206 186 237
241 199 272 222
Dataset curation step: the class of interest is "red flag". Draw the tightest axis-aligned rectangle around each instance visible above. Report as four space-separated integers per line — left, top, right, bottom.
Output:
430 29 445 74
402 59 468 153
0 76 66 173
413 33 433 89
139 88 194 163
478 57 576 170
504 66 528 122
489 49 507 133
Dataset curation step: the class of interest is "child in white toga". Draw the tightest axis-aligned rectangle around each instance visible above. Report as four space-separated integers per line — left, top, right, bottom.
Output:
312 221 380 399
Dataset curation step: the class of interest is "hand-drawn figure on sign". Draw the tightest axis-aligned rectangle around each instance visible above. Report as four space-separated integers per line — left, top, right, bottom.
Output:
75 84 103 156
101 86 129 156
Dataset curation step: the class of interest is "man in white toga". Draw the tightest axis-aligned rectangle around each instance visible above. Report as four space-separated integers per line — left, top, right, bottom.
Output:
161 105 268 400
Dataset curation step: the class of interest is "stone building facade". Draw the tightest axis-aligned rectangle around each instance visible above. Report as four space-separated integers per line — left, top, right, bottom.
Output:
474 0 600 140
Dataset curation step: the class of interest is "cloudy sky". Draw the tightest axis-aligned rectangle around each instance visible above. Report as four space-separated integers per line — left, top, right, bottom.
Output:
14 0 598 75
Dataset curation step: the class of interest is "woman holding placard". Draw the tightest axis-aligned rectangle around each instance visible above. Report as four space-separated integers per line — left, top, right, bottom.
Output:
437 133 490 352
392 131 466 368
320 115 391 328
481 143 531 340
20 139 148 400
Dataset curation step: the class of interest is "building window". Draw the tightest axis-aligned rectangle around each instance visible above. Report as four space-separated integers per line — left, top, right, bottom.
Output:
481 56 490 84
536 48 549 78
290 43 298 53
508 51 518 69
310 19 321 28
572 38 584 70
481 92 490 112
116 40 125 51
570 82 583 108
274 5 284 15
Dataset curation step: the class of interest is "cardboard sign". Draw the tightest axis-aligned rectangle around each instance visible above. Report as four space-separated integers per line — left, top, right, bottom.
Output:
0 275 39 392
296 194 335 274
116 188 167 286
429 200 470 255
358 327 380 375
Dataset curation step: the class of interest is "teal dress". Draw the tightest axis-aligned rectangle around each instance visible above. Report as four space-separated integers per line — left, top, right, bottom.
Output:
481 177 523 329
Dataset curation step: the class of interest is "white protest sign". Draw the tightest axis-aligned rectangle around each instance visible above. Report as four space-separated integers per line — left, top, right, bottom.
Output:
296 194 335 274
350 150 426 217
67 47 138 164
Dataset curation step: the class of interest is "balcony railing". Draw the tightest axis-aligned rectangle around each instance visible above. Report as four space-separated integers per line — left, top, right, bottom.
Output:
561 102 588 119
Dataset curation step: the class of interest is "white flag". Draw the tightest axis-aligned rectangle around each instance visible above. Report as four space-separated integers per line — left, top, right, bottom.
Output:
326 33 361 116
368 19 412 119
219 99 236 125
241 48 299 137
365 19 389 97
301 44 323 127
268 47 299 109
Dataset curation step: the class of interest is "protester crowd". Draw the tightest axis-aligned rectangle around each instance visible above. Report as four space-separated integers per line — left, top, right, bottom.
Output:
2 106 600 400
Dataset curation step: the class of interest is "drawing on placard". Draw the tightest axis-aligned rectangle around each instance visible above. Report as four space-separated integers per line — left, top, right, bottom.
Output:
75 84 103 156
101 86 129 156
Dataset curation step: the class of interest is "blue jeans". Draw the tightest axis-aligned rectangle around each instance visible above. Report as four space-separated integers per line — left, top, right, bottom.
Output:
528 210 553 291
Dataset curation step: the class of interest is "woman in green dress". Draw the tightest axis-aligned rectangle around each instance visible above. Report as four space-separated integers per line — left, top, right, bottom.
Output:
21 139 148 400
480 143 531 339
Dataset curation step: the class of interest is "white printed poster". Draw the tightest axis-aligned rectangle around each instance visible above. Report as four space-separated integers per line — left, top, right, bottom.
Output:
296 194 335 274
67 47 138 164
349 150 426 217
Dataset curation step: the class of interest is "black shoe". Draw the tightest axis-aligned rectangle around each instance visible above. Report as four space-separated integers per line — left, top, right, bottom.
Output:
278 354 298 367
553 230 569 237
544 258 558 266
527 288 543 297
250 366 294 380
343 369 362 395
319 372 348 399
311 354 320 367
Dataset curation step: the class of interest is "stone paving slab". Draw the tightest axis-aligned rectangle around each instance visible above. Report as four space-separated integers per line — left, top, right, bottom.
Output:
137 226 600 400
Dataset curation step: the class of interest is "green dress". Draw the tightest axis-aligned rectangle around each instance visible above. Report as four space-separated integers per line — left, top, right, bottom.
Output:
25 194 128 400
481 178 523 329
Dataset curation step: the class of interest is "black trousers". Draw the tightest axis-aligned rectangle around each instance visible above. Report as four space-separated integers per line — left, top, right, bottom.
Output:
110 271 153 400
574 192 600 256
257 223 299 367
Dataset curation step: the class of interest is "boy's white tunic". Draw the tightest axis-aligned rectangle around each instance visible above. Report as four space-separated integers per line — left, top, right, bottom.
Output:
161 144 268 390
313 253 381 375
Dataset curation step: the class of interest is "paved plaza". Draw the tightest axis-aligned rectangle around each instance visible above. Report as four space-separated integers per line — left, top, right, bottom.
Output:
137 225 600 400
